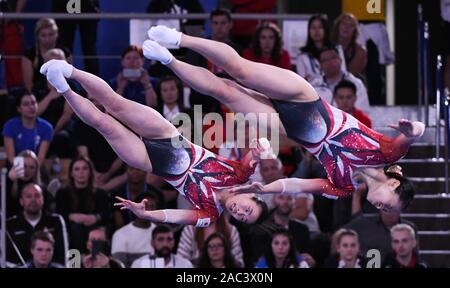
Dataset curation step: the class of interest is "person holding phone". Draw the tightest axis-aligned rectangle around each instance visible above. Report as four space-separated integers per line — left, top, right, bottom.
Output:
110 45 157 108
82 227 124 268
6 150 43 217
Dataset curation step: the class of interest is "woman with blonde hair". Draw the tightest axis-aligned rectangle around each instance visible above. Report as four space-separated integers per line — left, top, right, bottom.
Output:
331 13 367 78
22 18 72 94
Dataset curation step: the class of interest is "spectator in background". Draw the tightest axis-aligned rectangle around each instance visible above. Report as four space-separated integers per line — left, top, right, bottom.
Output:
297 15 346 82
243 22 292 70
73 97 121 183
111 192 159 267
333 80 372 128
156 76 189 122
344 210 418 261
22 18 72 95
255 228 309 268
383 224 427 268
131 224 193 268
177 214 244 267
331 13 367 79
6 183 68 267
258 158 284 207
1 0 27 88
37 49 75 159
111 166 164 231
82 226 124 268
3 91 53 165
25 230 65 268
6 150 43 217
197 232 241 268
110 45 157 108
324 229 367 268
247 193 312 267
229 0 277 49
186 8 240 114
55 156 110 253
52 0 99 75
311 46 370 113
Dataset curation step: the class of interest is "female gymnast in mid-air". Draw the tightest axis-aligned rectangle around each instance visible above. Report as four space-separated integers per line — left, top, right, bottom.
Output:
40 60 270 228
142 25 425 212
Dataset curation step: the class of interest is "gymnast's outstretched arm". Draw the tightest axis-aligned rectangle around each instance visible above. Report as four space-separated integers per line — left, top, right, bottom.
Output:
114 197 209 227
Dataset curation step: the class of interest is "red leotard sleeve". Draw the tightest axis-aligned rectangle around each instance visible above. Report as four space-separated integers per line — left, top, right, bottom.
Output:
379 135 410 164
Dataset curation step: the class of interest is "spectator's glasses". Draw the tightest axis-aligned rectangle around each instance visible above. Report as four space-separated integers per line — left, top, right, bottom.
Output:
207 243 224 250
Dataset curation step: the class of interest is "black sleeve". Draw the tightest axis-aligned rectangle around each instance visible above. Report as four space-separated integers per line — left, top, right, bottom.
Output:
50 214 69 266
55 188 70 222
94 189 111 225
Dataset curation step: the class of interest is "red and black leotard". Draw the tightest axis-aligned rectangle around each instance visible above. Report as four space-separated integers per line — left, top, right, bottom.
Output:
143 134 255 227
271 98 409 199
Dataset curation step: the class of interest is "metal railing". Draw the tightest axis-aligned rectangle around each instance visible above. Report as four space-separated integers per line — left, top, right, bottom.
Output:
1 168 7 268
0 12 312 20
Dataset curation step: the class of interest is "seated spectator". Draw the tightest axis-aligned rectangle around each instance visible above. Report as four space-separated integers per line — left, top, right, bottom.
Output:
82 227 124 268
255 229 309 268
382 224 427 268
131 224 193 268
333 80 372 127
111 192 159 267
243 22 292 70
55 156 110 252
25 230 65 268
156 76 189 123
2 91 53 165
324 229 368 268
72 97 121 180
246 193 312 267
344 210 418 261
197 232 241 268
6 150 44 217
177 214 244 267
331 13 367 79
37 49 75 159
7 183 68 267
111 166 164 230
297 15 346 82
311 46 370 113
22 18 72 96
110 45 157 107
258 157 285 207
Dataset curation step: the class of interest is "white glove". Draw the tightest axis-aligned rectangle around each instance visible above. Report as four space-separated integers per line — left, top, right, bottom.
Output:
40 60 73 93
147 25 182 49
142 40 174 65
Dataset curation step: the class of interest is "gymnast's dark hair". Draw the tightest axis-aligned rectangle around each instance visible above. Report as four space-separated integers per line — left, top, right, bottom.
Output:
251 196 269 224
383 165 415 210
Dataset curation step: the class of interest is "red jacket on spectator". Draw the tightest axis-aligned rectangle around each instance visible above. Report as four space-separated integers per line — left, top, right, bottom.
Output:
243 48 292 70
352 108 372 128
230 0 277 37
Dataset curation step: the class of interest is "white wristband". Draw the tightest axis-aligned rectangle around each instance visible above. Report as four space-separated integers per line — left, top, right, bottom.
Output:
280 179 287 194
162 210 168 223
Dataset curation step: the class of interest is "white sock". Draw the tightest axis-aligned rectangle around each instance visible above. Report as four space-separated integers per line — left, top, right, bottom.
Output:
147 25 182 49
142 40 173 65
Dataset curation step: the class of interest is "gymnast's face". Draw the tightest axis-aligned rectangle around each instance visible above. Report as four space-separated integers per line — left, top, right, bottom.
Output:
226 193 261 224
367 178 402 212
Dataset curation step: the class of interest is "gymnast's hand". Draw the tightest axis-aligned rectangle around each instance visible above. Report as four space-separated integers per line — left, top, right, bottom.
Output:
40 60 73 93
114 196 148 218
228 182 265 195
388 119 425 139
